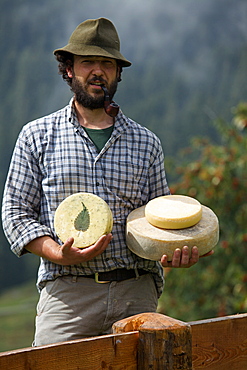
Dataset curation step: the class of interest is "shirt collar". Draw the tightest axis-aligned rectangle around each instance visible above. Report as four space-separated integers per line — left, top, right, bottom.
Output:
68 98 80 128
67 97 131 131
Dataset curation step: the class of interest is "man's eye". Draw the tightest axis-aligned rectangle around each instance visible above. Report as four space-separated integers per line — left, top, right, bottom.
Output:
80 59 115 67
81 60 93 64
103 61 114 67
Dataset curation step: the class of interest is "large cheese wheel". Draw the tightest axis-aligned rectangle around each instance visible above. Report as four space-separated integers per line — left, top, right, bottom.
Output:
145 195 202 229
126 204 219 261
54 193 113 248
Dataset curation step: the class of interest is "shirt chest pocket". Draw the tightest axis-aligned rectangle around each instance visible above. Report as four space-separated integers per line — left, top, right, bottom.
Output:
41 158 92 201
103 159 148 203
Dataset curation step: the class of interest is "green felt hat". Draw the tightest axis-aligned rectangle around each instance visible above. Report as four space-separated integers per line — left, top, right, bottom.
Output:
54 18 131 67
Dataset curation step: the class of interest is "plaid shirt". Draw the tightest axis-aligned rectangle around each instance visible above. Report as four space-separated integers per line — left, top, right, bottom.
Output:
2 99 170 294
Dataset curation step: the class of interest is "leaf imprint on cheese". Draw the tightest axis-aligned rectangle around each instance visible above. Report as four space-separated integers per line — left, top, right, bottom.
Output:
74 202 90 232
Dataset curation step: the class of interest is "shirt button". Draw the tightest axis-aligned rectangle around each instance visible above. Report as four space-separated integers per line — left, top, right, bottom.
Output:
96 181 100 186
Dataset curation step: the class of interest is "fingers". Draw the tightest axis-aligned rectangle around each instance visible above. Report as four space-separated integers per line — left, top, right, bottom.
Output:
172 248 183 267
190 246 199 264
160 254 169 267
59 234 113 265
94 233 113 250
80 234 113 262
80 233 113 255
61 237 75 255
171 246 197 267
161 246 199 268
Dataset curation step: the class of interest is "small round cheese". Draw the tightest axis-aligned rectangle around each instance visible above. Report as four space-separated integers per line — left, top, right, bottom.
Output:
54 193 113 248
145 195 202 229
126 204 219 261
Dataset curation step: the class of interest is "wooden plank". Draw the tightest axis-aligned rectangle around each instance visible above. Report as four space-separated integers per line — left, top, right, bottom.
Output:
0 332 139 370
113 312 192 369
189 313 247 370
1 313 247 369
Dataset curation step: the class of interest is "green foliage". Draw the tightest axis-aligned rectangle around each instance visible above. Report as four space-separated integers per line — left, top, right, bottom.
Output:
158 102 247 320
0 0 247 350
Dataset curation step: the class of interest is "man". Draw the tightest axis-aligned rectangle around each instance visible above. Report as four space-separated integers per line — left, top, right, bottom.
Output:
2 18 209 346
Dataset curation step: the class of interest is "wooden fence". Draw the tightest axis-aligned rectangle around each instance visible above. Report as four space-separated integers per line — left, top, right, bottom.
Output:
0 312 246 369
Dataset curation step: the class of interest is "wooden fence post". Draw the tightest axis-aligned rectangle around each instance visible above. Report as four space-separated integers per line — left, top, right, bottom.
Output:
113 312 192 370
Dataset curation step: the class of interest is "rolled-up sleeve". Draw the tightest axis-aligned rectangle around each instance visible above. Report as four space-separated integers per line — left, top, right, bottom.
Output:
2 130 53 257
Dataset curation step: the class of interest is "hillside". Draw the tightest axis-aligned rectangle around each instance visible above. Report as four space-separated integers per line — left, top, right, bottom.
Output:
0 0 246 291
0 0 246 352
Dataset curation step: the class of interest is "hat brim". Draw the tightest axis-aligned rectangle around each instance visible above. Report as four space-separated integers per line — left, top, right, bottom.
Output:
54 43 131 67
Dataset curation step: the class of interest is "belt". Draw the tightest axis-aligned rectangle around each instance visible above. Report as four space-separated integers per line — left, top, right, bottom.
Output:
84 268 149 283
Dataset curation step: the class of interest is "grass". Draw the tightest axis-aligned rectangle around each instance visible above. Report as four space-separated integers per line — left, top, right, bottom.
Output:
0 280 39 353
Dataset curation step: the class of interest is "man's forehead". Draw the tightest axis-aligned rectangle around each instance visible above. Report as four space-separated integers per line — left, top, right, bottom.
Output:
74 55 117 63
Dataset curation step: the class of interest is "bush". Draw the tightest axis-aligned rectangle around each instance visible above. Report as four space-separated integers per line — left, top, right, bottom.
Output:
158 103 247 321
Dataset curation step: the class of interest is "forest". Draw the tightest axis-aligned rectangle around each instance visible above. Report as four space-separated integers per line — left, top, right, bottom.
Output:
0 0 246 349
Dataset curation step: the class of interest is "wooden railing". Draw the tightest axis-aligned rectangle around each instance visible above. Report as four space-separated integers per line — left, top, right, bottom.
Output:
0 312 246 369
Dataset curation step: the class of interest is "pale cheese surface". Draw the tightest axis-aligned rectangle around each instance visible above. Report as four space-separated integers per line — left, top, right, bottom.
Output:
145 195 202 229
54 192 113 248
126 204 219 261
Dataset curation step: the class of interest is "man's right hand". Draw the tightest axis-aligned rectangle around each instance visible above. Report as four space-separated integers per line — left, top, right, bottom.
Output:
25 233 112 265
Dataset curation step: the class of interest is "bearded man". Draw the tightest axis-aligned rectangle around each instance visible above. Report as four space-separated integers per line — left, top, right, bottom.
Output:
2 18 204 346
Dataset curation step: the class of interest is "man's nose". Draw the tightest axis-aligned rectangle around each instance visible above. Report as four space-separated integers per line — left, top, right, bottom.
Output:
92 62 104 75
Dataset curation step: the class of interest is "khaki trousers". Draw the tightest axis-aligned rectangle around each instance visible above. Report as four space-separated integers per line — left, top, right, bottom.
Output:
34 273 158 346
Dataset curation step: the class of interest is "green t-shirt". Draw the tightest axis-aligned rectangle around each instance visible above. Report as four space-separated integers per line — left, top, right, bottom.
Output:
83 125 114 152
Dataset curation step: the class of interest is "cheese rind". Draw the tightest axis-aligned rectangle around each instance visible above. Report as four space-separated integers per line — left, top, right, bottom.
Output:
54 193 113 248
145 195 202 229
126 205 219 261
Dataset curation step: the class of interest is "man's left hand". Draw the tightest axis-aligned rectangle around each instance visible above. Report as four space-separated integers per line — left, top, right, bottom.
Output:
160 246 214 268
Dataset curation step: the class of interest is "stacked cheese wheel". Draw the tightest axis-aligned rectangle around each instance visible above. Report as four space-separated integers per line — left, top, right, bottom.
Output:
126 195 219 261
54 193 113 248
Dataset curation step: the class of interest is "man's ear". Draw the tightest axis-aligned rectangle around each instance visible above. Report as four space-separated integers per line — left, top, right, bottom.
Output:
117 65 122 82
66 65 73 79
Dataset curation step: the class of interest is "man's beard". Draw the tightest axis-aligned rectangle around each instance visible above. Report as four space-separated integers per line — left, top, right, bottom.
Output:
70 77 118 110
